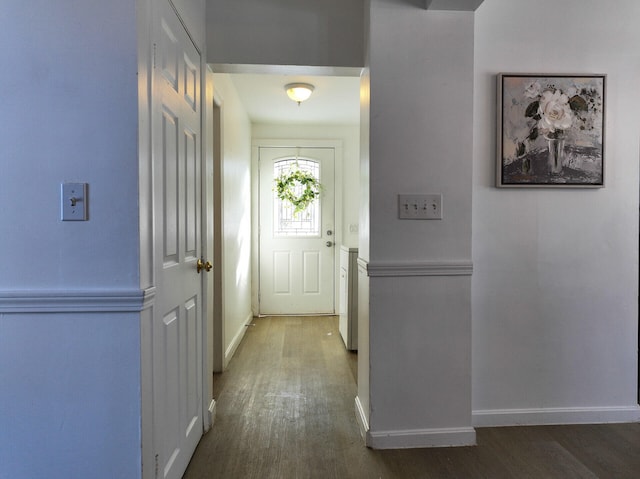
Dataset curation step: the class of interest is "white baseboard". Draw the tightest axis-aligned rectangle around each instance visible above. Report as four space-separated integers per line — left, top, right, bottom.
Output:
355 396 476 449
224 313 253 368
208 399 217 429
473 405 640 427
354 396 369 442
366 426 476 449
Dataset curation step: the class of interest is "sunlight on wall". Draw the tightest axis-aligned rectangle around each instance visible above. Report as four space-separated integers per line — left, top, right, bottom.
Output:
236 169 251 287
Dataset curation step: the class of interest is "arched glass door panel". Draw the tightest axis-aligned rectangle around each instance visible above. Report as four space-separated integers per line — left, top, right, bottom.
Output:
273 158 320 237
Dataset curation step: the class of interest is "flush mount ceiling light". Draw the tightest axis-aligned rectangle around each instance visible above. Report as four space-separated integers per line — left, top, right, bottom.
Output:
285 83 315 105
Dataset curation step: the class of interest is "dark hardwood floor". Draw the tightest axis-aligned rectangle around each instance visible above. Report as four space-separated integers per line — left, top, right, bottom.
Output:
183 315 640 478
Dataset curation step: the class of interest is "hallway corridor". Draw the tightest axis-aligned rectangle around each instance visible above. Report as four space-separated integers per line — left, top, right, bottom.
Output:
183 315 363 477
183 316 640 479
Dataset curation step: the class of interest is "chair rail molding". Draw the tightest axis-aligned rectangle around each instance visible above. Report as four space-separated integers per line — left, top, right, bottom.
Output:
366 260 473 277
0 288 153 313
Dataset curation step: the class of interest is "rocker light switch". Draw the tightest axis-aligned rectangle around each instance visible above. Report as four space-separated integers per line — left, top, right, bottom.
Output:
61 183 88 221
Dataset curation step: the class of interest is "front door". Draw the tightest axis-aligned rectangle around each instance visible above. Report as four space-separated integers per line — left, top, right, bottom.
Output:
152 2 203 478
259 147 336 315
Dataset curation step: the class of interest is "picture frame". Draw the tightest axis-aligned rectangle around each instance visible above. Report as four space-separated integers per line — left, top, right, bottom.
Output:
496 73 606 188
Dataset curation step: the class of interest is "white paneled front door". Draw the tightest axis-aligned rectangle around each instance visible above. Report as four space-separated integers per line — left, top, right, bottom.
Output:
259 147 335 315
152 1 203 478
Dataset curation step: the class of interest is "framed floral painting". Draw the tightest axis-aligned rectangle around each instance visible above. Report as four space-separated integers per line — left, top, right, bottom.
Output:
496 73 606 187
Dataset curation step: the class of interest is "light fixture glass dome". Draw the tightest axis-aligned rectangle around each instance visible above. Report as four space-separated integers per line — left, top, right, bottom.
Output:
285 83 315 104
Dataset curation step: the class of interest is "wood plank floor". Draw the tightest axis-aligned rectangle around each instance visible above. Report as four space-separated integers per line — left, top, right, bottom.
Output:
183 315 640 478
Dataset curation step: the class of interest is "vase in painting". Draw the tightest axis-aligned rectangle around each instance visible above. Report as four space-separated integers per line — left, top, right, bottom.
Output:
545 134 566 175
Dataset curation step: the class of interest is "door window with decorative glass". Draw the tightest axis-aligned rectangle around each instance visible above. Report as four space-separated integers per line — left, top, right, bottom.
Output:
273 158 321 237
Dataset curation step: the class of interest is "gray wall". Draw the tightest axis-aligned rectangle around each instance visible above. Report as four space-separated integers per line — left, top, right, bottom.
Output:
363 1 475 446
472 0 640 425
0 2 140 289
205 0 640 441
0 0 142 477
206 0 365 67
2 1 640 476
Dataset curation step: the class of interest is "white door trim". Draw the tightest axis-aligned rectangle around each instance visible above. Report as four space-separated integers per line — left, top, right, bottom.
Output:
209 85 225 374
202 67 217 430
251 139 343 316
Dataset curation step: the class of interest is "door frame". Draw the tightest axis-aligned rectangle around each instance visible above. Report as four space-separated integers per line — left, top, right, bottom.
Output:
203 67 220 425
251 139 343 316
206 71 226 375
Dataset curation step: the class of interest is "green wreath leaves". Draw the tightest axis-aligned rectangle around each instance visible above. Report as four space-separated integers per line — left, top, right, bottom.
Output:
275 169 322 214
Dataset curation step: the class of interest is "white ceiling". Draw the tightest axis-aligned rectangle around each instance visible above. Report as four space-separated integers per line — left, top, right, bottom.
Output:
226 73 362 125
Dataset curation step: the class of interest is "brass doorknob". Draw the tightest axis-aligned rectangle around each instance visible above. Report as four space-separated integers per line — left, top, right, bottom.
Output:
197 259 213 273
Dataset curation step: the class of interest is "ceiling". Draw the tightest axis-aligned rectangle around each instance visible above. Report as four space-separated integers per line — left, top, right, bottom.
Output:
226 73 362 125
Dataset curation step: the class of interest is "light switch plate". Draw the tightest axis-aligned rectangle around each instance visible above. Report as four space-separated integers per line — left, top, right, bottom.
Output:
398 194 442 220
61 183 88 221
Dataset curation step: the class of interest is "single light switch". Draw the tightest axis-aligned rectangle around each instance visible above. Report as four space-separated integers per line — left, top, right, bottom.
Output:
61 183 88 221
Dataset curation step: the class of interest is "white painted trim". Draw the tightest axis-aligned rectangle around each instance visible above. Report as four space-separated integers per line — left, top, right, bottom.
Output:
357 257 368 271
354 396 369 442
366 260 473 277
224 313 253 367
211 85 226 374
252 139 344 149
210 63 363 78
140 305 154 479
205 399 217 433
473 406 640 427
366 427 476 449
141 287 156 310
138 3 153 477
424 0 485 11
0 288 149 313
202 66 216 437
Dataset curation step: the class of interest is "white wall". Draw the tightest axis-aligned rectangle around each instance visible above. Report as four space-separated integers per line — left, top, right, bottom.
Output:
203 0 640 453
211 74 254 365
472 0 640 425
0 1 140 290
206 0 364 67
362 0 475 447
1 312 141 478
0 1 142 477
171 0 206 49
252 123 361 248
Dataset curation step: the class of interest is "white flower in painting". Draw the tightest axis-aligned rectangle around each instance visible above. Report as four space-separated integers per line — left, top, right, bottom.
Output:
537 90 573 134
523 80 542 99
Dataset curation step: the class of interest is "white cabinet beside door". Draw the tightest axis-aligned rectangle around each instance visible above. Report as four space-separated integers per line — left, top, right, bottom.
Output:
339 245 358 350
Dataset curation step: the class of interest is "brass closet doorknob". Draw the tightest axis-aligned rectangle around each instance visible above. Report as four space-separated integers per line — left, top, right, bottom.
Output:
197 259 213 273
